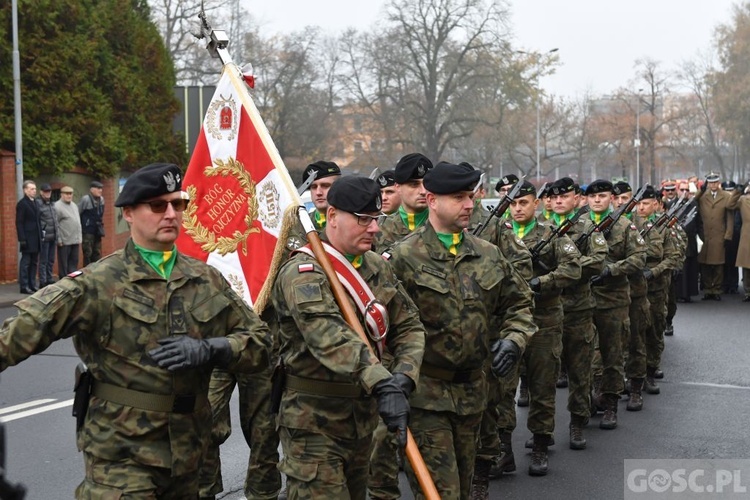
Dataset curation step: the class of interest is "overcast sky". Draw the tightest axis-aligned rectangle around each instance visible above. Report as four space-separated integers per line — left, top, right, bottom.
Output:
244 0 739 99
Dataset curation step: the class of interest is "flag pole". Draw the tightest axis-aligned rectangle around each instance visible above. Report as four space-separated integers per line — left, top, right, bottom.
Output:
196 14 440 500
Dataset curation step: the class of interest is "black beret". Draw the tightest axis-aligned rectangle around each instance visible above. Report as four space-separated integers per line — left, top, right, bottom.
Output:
641 185 658 199
423 161 481 194
327 176 382 213
376 170 396 188
394 153 433 183
512 180 536 199
549 177 575 195
115 163 184 207
302 160 341 185
612 181 632 195
706 172 721 182
40 183 52 191
585 179 614 195
495 174 519 192
90 180 103 188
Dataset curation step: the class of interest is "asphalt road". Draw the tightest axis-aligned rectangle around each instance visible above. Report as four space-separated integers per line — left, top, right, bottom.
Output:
1 292 749 499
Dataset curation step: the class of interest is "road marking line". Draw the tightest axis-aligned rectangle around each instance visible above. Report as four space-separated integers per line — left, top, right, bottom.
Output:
682 382 750 390
0 399 74 423
0 399 57 416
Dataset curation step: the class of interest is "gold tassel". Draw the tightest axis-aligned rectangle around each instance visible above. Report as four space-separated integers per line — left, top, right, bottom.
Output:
253 203 299 314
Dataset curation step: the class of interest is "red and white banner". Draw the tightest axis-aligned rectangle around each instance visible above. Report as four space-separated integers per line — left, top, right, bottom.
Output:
176 64 300 311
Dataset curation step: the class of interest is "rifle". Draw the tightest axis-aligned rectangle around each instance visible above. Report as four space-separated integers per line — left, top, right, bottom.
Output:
529 205 589 263
473 177 525 236
576 183 650 249
680 205 698 228
665 198 695 230
641 191 687 238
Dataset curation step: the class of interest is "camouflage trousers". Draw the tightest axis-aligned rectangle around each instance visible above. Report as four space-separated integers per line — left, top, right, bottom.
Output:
198 368 280 500
367 419 401 500
81 233 101 266
626 295 651 379
666 276 677 326
76 452 199 498
592 305 628 396
404 408 483 500
646 287 669 369
476 366 504 461
561 309 595 418
278 426 373 500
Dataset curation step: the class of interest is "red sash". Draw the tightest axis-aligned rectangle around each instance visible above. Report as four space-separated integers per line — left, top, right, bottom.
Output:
295 242 389 355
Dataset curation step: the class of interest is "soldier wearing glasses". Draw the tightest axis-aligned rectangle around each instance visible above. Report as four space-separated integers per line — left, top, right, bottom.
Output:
272 175 425 500
0 163 271 498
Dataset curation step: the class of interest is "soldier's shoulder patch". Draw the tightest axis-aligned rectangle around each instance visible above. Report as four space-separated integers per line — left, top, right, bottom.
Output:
515 237 526 247
504 221 512 229
630 224 637 231
646 222 653 228
593 233 607 246
32 283 67 306
381 251 392 260
294 282 323 304
67 270 83 278
637 235 645 245
298 263 315 273
287 236 303 251
563 242 576 253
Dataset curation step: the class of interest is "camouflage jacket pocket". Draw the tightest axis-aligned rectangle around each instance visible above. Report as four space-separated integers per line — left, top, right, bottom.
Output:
190 293 230 325
106 293 160 356
412 272 451 326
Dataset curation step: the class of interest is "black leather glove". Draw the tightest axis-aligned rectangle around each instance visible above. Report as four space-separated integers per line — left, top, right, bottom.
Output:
590 266 611 287
700 180 707 193
19 240 26 251
528 277 541 293
373 377 410 449
642 268 654 280
392 372 415 398
149 336 232 371
491 339 520 378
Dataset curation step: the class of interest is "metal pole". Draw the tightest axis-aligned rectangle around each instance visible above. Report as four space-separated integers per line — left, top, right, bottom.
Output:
536 91 540 183
635 90 641 188
12 0 23 199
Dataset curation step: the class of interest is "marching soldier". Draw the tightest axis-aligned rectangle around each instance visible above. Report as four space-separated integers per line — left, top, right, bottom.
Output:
549 177 608 448
388 162 536 500
377 169 401 215
272 176 425 499
375 153 433 251
637 187 682 395
0 163 272 498
587 180 646 429
491 181 581 477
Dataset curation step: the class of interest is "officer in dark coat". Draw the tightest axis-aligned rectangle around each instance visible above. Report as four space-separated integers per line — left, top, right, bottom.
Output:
16 180 42 293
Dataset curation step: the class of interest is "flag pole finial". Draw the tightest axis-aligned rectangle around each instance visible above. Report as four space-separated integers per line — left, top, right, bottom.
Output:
195 1 232 64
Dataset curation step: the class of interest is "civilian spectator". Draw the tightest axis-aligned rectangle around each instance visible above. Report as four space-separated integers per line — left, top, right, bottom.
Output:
79 180 105 265
55 185 82 276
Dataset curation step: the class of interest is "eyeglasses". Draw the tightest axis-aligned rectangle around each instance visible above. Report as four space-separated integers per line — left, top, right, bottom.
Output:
136 199 189 213
679 189 690 192
352 212 386 226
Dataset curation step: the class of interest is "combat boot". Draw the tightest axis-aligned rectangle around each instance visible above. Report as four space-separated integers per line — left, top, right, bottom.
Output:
645 367 661 394
556 369 568 388
664 324 674 336
653 368 664 379
627 378 644 411
569 413 587 450
599 394 618 430
489 430 515 478
470 457 491 500
528 434 550 476
517 376 529 407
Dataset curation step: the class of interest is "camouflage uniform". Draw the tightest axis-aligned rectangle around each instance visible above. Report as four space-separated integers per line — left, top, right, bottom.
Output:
375 209 427 252
625 215 651 382
644 220 683 376
560 216 608 420
497 222 581 440
591 216 646 399
0 239 271 498
388 222 536 500
271 242 425 500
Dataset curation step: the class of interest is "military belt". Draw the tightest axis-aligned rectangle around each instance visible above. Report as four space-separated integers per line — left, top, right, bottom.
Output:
420 362 483 383
285 374 365 398
92 381 207 414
